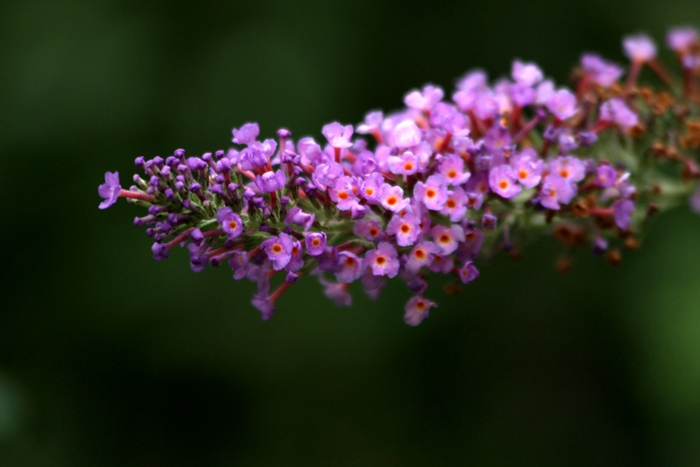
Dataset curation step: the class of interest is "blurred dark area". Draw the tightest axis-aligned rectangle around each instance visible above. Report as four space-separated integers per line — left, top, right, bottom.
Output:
1 0 700 465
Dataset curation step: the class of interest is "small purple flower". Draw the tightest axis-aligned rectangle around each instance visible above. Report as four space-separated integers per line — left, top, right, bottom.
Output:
549 156 586 184
353 219 384 243
438 155 471 186
511 150 543 189
667 27 699 53
335 251 363 283
255 170 286 193
404 296 437 326
261 233 294 270
545 89 578 120
581 54 623 87
539 174 576 210
458 261 480 284
232 122 260 145
391 120 422 149
512 60 543 87
322 122 354 148
387 151 420 176
285 238 304 272
305 232 327 256
98 171 121 209
387 213 421 247
440 187 468 222
357 110 384 135
216 207 243 240
365 242 400 278
239 147 268 171
379 184 410 213
329 176 359 211
599 98 638 130
623 33 657 62
596 164 617 188
427 254 454 274
430 224 465 255
405 241 439 274
312 161 344 190
404 84 444 112
613 198 635 230
229 250 249 280
251 295 275 321
285 207 315 231
414 175 449 210
359 172 383 204
489 165 522 199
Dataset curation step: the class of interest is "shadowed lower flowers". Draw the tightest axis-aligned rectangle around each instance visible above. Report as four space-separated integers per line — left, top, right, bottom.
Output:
99 28 700 325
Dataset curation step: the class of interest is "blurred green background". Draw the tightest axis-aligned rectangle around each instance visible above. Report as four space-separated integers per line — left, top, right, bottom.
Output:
1 0 700 465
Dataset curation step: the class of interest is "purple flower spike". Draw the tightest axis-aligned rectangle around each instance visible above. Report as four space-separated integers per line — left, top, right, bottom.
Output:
458 261 480 284
98 171 121 209
216 207 243 240
404 296 437 326
232 122 260 145
261 233 294 270
365 242 400 278
613 198 635 230
623 33 657 62
305 232 327 256
489 165 522 199
322 122 354 148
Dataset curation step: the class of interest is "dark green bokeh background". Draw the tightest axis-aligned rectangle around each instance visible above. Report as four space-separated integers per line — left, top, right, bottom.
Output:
2 1 700 465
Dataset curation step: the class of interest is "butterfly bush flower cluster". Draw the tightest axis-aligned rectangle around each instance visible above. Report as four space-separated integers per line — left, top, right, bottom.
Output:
99 28 700 325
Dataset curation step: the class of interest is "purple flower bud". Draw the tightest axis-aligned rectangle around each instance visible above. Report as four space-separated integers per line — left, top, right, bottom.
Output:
98 171 121 209
481 213 497 230
458 261 480 284
285 207 315 231
151 242 169 261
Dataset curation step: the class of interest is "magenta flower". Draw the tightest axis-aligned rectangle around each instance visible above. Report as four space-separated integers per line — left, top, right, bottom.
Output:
329 176 359 211
216 207 243 240
489 165 522 199
387 151 420 176
322 122 354 148
365 242 400 278
357 110 384 135
549 156 586 184
430 224 465 255
285 207 315 231
440 187 468 222
581 54 624 87
511 150 543 189
545 89 578 120
404 296 437 326
667 27 699 53
229 251 249 280
596 164 617 188
353 219 384 243
98 171 121 209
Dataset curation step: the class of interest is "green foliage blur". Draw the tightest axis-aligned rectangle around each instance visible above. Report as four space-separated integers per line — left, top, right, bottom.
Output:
1 0 700 465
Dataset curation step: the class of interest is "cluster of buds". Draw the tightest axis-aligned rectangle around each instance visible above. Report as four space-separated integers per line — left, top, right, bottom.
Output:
99 28 700 325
